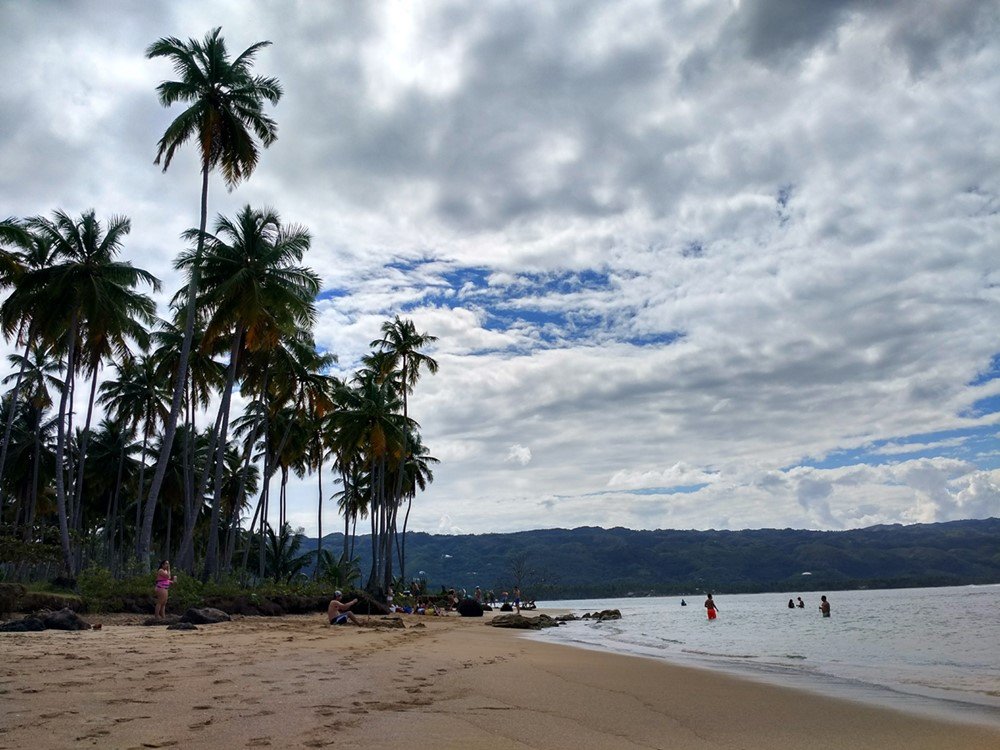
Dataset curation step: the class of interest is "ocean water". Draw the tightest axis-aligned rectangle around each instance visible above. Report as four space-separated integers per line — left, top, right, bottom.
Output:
531 585 1000 728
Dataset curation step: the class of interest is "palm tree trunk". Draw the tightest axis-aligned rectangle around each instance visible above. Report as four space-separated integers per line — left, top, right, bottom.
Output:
315 447 323 579
139 162 210 569
70 366 100 572
53 311 79 575
23 411 42 542
133 435 149 557
202 330 241 581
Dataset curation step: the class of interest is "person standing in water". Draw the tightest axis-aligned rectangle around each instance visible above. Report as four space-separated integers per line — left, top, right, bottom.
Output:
154 560 176 619
797 596 805 608
819 595 831 617
704 593 719 620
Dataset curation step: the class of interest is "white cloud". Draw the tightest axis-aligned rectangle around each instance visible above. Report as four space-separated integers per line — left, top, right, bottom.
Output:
2 1 999 537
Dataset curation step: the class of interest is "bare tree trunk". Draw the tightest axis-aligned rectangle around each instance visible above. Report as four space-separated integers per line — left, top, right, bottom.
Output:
139 163 210 569
53 312 78 575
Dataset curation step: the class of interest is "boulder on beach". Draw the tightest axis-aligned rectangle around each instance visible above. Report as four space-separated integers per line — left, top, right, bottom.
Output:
41 607 91 631
180 607 231 625
490 613 561 630
581 609 622 622
457 599 484 617
143 615 182 626
0 616 46 632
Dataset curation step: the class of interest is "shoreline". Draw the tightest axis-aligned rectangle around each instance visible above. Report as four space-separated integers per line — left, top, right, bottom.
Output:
2 612 998 749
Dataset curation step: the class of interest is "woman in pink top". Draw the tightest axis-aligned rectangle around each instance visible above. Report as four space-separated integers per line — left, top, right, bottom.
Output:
154 560 176 618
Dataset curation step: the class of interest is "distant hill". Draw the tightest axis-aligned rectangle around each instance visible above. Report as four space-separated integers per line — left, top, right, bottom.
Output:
311 517 1000 599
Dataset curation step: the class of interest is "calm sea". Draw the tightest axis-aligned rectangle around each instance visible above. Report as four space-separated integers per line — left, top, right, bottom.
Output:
532 585 1000 728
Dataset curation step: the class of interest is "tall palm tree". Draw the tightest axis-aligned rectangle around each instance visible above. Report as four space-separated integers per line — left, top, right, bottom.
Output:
18 210 158 574
141 28 282 569
176 205 317 578
371 316 438 581
0 217 28 283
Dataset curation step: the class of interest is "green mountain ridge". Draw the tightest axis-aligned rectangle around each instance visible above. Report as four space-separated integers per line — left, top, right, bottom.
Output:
313 517 1000 599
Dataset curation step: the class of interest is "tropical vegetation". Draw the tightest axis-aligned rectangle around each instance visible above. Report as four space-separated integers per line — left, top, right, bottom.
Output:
0 28 439 600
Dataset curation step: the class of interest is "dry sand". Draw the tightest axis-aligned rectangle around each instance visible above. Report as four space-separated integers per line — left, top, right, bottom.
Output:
1 610 997 749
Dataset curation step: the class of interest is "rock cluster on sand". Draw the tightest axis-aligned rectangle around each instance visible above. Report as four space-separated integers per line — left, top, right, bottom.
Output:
581 609 622 621
0 607 91 632
489 613 563 630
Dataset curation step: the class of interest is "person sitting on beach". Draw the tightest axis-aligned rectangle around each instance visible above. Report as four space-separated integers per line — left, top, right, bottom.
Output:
819 595 831 618
797 597 805 609
788 598 795 609
704 593 719 620
328 590 361 625
154 560 176 619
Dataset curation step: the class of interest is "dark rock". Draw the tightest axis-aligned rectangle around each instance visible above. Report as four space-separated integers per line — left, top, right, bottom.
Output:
166 622 198 631
582 609 622 621
41 608 91 631
490 613 560 630
180 607 231 625
481 604 493 611
457 599 484 617
142 615 182 626
0 616 45 632
555 614 579 622
499 602 513 612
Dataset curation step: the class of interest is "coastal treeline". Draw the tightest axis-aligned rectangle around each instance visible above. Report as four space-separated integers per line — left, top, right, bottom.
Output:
368 518 1000 599
0 28 437 598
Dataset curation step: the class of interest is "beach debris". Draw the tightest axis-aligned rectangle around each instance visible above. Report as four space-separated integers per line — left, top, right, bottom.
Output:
489 614 562 630
166 622 198 631
180 607 232 625
581 609 622 622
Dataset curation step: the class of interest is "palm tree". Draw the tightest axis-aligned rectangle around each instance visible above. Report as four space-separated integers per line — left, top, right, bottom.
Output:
0 229 55 520
17 210 158 574
141 28 282 569
0 217 28 283
98 354 172 556
371 316 438 581
176 205 318 579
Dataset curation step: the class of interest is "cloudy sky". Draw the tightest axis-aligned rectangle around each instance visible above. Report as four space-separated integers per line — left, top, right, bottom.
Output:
2 0 999 537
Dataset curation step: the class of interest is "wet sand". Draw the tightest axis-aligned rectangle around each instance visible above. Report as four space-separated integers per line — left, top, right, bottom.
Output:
1 611 997 749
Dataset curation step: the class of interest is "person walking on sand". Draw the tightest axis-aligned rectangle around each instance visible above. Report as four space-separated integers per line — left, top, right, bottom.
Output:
328 590 362 625
704 593 719 620
154 560 176 619
819 595 831 618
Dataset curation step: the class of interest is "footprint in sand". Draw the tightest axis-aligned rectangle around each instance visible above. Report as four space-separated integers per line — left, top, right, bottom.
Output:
188 717 213 730
246 738 271 747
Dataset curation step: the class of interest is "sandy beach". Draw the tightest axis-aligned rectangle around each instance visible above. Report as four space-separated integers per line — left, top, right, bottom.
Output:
2 611 997 750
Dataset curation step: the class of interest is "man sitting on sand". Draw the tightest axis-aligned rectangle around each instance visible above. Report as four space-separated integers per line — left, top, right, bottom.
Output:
328 590 361 625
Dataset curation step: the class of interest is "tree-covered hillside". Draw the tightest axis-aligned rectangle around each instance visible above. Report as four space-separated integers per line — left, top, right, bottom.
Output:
317 518 1000 599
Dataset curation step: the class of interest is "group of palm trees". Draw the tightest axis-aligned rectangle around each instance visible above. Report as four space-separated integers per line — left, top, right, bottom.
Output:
0 28 438 596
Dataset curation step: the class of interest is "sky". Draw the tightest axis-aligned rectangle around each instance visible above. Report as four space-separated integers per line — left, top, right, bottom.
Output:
1 0 999 537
